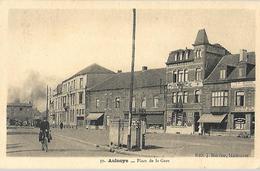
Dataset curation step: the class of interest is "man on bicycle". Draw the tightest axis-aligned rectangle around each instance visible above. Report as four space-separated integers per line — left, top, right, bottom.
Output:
39 117 51 142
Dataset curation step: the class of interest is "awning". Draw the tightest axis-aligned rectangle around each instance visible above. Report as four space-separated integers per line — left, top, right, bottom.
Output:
198 114 227 123
86 113 104 120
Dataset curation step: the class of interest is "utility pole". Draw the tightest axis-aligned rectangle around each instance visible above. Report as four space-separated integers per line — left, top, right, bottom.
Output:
46 85 49 120
127 8 136 151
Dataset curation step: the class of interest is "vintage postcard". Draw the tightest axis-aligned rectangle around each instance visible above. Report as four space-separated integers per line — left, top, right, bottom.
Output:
0 0 260 169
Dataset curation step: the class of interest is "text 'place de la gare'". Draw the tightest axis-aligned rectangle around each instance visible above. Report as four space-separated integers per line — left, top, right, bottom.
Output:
48 29 255 137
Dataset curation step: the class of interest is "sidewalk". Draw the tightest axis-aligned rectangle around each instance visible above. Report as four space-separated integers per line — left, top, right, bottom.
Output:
52 127 254 157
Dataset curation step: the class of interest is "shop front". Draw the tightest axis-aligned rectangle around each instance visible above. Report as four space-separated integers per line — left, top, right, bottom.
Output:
86 113 104 129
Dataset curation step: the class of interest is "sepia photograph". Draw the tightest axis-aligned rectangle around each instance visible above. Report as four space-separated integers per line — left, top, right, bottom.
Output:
1 1 260 169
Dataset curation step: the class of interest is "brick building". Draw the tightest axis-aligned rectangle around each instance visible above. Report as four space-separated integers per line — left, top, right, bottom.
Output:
86 67 166 129
165 29 231 134
50 64 115 127
7 102 33 125
202 50 255 136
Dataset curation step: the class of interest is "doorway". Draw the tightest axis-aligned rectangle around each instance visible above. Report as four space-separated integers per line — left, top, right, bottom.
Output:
194 112 200 132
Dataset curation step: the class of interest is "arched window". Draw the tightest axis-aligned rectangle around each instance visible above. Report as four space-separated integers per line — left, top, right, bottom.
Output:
115 97 120 108
141 97 146 108
196 50 200 58
194 90 200 103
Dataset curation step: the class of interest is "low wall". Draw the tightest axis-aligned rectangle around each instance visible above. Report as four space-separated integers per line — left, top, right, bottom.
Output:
166 126 194 135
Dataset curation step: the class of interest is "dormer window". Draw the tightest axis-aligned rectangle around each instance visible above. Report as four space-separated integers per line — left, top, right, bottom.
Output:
174 53 178 61
179 51 183 60
185 51 189 60
238 68 244 77
220 69 226 79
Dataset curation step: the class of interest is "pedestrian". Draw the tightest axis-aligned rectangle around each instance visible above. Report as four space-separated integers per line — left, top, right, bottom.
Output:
198 124 202 135
60 122 63 130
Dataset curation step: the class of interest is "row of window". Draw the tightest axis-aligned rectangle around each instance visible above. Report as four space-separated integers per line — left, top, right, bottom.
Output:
172 90 200 104
62 78 84 93
220 68 245 80
174 51 190 61
211 91 245 107
171 68 202 83
54 92 84 110
95 96 160 109
171 90 245 107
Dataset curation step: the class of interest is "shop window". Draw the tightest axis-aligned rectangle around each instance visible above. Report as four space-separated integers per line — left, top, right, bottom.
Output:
236 91 245 106
234 114 246 130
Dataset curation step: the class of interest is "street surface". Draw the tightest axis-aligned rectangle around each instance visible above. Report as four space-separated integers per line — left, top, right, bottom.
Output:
7 127 254 157
7 128 125 157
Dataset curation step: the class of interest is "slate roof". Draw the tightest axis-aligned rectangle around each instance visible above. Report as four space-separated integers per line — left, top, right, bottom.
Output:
193 29 209 45
166 49 194 65
89 68 166 91
204 52 255 84
63 63 115 83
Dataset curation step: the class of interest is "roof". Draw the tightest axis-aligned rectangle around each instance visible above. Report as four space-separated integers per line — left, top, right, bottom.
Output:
205 52 255 84
193 29 209 46
63 63 115 83
7 103 33 107
166 49 194 65
198 114 227 123
89 68 166 91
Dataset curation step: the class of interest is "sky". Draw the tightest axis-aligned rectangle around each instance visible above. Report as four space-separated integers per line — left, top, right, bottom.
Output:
7 9 255 111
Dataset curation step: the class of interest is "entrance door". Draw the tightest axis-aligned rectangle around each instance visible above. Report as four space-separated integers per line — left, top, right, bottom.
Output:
194 112 200 132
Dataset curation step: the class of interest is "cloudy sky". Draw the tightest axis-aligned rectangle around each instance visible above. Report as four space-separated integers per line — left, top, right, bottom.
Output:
7 9 255 111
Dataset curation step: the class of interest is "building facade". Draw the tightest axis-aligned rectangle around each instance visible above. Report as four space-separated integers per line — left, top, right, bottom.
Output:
7 102 34 126
49 64 115 127
86 67 166 129
165 29 231 134
202 50 255 136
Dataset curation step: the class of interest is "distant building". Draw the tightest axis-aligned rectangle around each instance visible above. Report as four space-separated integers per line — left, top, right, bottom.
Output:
50 64 115 127
7 102 33 126
86 66 166 129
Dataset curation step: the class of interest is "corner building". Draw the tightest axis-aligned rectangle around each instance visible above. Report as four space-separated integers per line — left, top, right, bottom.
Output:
165 29 230 134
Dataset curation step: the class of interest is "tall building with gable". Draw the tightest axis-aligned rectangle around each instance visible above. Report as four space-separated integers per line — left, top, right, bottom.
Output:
165 29 231 134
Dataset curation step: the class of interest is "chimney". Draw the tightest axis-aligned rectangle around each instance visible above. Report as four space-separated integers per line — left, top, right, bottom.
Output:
117 70 122 73
239 49 247 62
142 66 148 71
